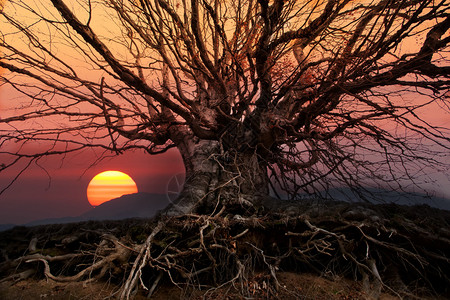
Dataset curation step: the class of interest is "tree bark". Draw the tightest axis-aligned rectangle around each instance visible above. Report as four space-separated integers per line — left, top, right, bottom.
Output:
165 134 270 215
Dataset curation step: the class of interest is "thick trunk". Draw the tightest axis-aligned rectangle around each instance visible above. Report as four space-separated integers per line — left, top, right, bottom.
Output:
166 137 269 215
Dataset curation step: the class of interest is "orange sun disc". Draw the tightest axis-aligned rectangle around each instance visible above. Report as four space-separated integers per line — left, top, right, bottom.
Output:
87 170 138 206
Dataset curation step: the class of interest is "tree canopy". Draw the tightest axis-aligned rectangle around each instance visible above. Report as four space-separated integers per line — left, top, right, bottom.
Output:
1 0 449 212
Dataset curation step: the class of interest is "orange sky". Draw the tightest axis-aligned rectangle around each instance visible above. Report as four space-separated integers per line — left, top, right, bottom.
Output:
0 23 184 223
0 147 184 224
0 0 449 224
0 0 5 78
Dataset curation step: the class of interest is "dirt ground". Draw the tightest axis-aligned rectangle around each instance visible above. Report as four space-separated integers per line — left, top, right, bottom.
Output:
1 204 448 299
0 272 402 300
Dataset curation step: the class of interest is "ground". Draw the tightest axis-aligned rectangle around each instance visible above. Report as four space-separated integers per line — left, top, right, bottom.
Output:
0 200 449 299
1 272 404 299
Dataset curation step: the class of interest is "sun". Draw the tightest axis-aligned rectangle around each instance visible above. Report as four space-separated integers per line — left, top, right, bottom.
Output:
87 170 138 206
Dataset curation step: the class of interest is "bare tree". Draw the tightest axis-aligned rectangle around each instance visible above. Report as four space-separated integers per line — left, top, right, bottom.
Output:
2 2 450 298
1 0 449 215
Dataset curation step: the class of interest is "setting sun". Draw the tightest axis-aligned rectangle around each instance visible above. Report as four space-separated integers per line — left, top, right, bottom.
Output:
87 170 138 206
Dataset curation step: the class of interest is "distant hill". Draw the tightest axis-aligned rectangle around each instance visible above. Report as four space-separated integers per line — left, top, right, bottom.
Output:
316 187 450 211
0 224 15 232
1 189 449 231
23 192 170 227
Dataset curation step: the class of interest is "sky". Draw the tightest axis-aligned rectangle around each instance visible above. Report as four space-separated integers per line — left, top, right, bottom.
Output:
0 74 186 224
0 77 185 224
0 0 189 224
0 0 449 225
0 146 185 224
0 129 448 225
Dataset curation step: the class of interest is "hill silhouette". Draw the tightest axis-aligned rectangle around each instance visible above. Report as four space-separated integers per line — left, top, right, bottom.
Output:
23 192 170 227
1 189 449 231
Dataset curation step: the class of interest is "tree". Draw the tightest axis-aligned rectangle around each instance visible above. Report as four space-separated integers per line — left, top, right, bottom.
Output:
1 2 450 298
1 0 449 215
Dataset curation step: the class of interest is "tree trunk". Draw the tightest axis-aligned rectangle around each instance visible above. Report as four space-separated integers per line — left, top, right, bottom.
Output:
165 135 269 216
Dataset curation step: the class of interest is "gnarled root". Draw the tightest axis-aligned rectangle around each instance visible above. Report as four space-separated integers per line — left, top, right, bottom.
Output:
23 233 135 284
115 205 449 299
2 203 449 299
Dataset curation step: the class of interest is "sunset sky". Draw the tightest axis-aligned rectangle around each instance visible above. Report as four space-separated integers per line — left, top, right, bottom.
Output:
0 137 448 225
0 137 184 224
0 147 184 224
0 0 187 224
0 81 184 224
0 0 449 225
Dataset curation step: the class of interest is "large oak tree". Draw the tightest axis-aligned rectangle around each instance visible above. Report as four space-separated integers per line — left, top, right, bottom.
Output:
1 0 449 214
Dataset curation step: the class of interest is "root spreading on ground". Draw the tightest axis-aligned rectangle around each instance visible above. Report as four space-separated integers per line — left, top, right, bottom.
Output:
1 201 449 299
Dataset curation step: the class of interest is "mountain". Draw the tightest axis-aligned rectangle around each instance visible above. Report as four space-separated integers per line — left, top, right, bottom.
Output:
80 192 170 221
0 224 16 232
1 189 449 231
23 192 170 227
317 187 450 211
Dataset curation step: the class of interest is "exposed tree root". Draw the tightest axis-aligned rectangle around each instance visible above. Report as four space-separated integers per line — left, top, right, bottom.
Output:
19 234 134 284
120 221 165 299
1 202 449 299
